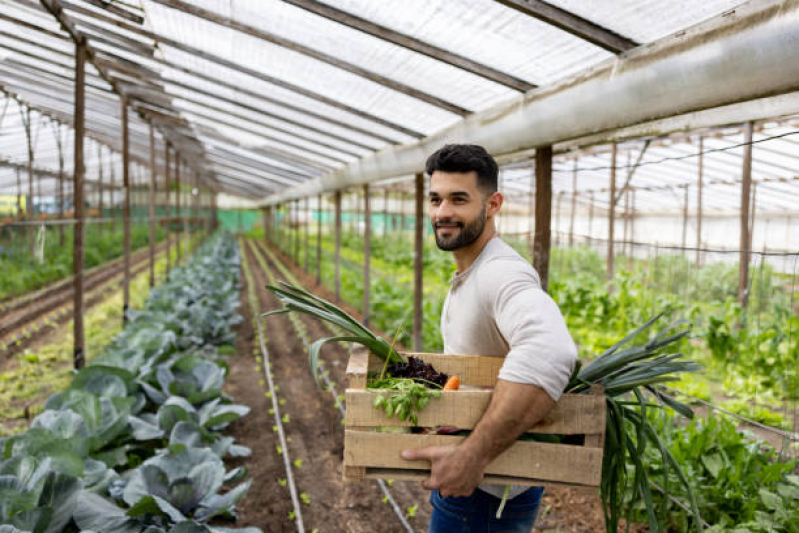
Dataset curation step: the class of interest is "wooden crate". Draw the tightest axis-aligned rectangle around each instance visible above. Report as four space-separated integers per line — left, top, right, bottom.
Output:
343 349 605 488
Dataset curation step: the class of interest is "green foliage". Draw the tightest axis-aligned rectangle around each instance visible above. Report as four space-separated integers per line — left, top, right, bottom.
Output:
0 234 260 533
633 412 798 532
0 224 166 300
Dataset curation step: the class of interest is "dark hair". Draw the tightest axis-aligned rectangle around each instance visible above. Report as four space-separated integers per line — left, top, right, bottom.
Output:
425 144 498 195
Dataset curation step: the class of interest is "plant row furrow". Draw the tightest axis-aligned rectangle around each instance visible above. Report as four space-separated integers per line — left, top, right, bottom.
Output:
239 238 305 532
249 239 417 533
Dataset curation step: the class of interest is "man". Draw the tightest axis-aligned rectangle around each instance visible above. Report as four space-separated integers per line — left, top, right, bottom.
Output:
401 144 578 532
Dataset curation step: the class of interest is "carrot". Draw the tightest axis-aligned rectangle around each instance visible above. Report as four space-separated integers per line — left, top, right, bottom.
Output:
443 375 460 390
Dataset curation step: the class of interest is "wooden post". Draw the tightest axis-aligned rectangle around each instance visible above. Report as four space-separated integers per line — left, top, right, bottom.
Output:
383 188 389 238
630 189 636 258
622 188 629 256
316 194 322 285
413 172 424 351
210 192 216 230
164 142 171 273
97 143 103 232
15 168 21 221
295 199 301 264
750 182 757 247
183 164 189 258
175 157 182 264
607 143 617 283
533 146 553 291
569 160 577 247
73 39 86 369
553 191 562 247
304 196 310 271
121 97 131 323
110 149 116 231
191 171 197 236
334 190 342 303
739 121 754 308
681 185 689 256
528 170 535 259
148 124 156 287
588 191 594 242
22 107 34 256
363 184 371 327
56 124 65 246
695 137 704 267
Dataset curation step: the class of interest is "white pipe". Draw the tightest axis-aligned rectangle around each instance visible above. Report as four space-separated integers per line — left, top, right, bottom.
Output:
261 0 799 205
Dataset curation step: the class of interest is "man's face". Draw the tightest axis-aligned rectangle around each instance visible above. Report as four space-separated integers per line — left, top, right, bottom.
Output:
429 171 487 251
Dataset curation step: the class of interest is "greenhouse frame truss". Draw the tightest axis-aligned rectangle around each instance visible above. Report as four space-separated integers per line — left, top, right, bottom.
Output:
0 0 798 367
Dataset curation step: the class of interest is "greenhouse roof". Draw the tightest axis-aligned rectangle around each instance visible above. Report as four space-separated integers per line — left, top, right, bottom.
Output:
0 0 797 211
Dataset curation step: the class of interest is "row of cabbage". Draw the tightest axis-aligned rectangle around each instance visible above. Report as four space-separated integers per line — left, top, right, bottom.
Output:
0 234 261 533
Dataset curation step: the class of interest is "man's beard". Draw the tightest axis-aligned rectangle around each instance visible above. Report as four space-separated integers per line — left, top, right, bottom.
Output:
433 206 486 251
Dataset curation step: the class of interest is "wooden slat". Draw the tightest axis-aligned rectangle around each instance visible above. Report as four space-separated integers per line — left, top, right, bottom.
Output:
345 348 370 389
344 431 602 486
345 390 605 434
358 468 598 491
401 352 504 388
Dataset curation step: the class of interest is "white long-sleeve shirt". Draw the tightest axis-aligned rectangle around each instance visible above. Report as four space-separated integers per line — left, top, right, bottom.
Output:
440 236 578 499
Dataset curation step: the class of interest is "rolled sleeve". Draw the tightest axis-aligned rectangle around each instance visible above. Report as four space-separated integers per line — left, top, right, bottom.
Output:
478 259 578 402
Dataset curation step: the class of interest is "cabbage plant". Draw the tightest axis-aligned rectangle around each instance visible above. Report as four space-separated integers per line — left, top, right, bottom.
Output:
77 447 252 530
0 456 82 533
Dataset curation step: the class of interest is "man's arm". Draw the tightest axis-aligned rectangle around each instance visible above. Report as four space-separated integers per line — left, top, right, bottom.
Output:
401 378 554 497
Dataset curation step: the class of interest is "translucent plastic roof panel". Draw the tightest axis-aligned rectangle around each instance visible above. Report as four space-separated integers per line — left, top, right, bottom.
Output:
548 0 746 44
316 0 613 86
144 2 462 135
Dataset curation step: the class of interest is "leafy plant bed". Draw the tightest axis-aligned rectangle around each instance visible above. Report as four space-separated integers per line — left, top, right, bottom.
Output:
0 233 260 533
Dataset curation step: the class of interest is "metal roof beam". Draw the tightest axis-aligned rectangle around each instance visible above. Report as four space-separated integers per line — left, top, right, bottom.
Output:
178 108 354 164
56 0 424 139
51 0 407 144
493 0 638 54
282 0 535 92
148 0 469 116
261 0 799 205
194 125 336 174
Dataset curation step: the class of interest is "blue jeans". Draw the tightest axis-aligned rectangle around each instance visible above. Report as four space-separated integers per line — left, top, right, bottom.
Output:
428 487 544 532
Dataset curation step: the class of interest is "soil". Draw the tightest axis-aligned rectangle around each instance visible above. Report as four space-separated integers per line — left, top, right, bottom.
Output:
224 238 615 532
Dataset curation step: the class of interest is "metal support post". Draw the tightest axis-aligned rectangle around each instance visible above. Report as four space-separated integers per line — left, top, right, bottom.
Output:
316 194 322 285
413 172 424 350
696 137 704 267
334 190 342 303
165 143 171 273
73 40 86 368
363 184 371 327
533 146 553 292
607 142 617 284
739 121 754 308
121 98 132 323
148 124 156 287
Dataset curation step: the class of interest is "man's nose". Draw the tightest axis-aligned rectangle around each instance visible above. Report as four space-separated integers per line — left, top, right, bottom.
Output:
434 200 455 220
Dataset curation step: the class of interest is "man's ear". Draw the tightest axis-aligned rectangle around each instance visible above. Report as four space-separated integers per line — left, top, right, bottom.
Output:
486 191 503 217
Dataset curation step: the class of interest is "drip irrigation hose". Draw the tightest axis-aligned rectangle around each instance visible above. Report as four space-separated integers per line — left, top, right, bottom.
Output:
240 239 305 533
252 239 417 533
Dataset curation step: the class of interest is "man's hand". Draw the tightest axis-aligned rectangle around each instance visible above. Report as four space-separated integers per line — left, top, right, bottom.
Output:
400 380 555 498
401 445 487 497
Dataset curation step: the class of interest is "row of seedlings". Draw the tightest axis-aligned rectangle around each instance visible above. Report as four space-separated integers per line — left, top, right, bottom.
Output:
248 239 417 531
238 238 306 532
0 234 261 533
0 245 172 355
